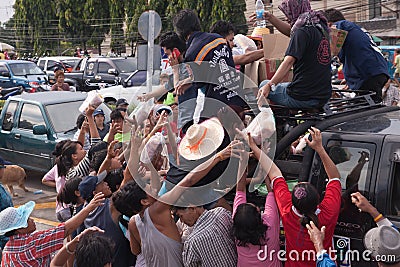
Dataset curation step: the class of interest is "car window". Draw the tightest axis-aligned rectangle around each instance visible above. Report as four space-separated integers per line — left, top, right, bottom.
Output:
326 143 371 193
45 101 110 133
9 62 45 75
38 60 45 70
0 64 8 73
2 101 17 131
98 62 112 73
113 58 137 73
389 157 400 217
18 103 46 130
86 61 96 76
130 71 147 86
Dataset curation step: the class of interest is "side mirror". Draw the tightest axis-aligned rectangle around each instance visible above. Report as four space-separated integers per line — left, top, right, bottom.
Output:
108 69 118 75
33 125 47 135
0 71 11 78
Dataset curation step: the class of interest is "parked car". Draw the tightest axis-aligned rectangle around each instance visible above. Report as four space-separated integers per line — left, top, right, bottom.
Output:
64 57 140 92
0 91 111 172
37 56 81 84
0 60 49 92
97 69 160 107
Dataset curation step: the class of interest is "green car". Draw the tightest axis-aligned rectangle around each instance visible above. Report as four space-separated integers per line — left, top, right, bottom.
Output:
0 91 111 172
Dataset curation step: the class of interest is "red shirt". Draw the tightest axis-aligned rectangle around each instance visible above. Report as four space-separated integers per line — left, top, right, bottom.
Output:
272 177 341 267
1 224 65 267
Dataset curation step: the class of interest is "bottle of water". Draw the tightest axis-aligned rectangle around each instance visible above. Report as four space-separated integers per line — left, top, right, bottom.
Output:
256 0 266 28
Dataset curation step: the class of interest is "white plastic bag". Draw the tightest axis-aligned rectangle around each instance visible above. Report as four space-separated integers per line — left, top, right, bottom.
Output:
79 91 104 113
244 106 275 146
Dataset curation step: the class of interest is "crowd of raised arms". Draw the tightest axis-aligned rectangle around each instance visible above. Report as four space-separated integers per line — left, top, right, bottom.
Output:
0 1 399 267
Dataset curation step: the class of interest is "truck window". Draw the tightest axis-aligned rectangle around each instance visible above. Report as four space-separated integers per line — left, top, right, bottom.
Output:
38 60 45 70
389 161 400 217
86 62 95 76
2 101 18 131
326 143 371 193
0 65 9 73
18 104 45 130
98 62 112 73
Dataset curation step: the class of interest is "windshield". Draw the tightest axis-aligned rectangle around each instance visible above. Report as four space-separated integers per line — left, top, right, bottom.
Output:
45 101 111 133
61 59 80 69
114 58 137 73
9 62 45 76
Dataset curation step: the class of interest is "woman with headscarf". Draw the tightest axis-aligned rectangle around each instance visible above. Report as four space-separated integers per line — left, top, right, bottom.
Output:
257 0 332 110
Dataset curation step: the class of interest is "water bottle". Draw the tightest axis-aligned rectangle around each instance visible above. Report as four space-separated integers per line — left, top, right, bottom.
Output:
256 0 266 28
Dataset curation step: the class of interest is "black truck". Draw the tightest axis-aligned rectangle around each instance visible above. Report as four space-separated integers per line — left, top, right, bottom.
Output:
241 92 400 266
63 57 138 92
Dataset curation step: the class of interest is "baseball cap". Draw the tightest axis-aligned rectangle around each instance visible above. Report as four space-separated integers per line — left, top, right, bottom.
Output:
0 201 35 235
116 98 129 107
78 171 107 200
93 108 105 117
0 156 11 169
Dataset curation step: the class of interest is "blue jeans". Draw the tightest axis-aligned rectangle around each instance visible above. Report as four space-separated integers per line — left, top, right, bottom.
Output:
260 80 323 109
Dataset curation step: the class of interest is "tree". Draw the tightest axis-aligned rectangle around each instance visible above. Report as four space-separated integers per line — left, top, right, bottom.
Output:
13 0 59 54
58 0 91 50
109 0 126 54
84 0 111 55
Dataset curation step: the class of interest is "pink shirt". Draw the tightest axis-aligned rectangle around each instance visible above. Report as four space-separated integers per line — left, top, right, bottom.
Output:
42 165 67 213
233 191 282 267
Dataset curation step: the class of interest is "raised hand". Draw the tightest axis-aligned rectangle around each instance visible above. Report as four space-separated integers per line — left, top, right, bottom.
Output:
86 192 105 212
305 127 323 152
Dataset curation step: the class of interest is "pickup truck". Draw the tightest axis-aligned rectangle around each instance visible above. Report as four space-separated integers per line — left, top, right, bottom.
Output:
64 57 139 92
0 60 49 92
0 91 111 172
259 93 400 266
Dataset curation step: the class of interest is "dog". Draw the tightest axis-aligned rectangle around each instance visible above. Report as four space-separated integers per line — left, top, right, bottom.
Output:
0 165 29 197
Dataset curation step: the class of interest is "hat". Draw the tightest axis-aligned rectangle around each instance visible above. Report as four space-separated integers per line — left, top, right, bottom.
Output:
0 201 35 235
0 156 11 169
364 225 400 263
248 27 270 41
155 105 172 116
93 108 105 117
78 171 107 200
116 98 129 107
178 117 224 161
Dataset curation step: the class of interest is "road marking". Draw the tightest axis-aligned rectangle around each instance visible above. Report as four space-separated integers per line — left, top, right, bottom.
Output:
34 202 56 209
31 217 59 227
15 202 56 209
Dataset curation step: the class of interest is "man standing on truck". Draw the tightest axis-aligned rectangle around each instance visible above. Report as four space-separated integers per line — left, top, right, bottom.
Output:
324 9 389 103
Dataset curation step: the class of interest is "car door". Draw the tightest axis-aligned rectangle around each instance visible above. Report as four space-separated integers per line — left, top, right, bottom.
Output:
11 103 55 172
311 133 382 267
0 100 19 163
0 64 14 88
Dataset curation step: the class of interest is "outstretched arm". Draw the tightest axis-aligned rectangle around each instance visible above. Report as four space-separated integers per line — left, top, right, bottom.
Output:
351 192 393 226
305 127 340 180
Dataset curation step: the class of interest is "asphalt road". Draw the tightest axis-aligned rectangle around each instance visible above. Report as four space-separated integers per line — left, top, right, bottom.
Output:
9 170 58 231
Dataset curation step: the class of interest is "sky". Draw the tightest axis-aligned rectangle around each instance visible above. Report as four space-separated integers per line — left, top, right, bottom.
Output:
0 0 15 24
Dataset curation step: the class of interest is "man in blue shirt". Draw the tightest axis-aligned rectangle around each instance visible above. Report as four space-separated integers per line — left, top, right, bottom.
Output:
324 9 389 103
173 9 246 121
0 156 13 249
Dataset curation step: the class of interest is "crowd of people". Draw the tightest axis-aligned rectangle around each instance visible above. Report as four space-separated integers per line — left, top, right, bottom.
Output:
0 0 400 266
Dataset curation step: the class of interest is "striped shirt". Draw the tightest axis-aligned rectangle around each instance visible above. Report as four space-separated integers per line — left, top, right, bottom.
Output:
66 137 101 180
183 207 237 267
1 224 65 267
